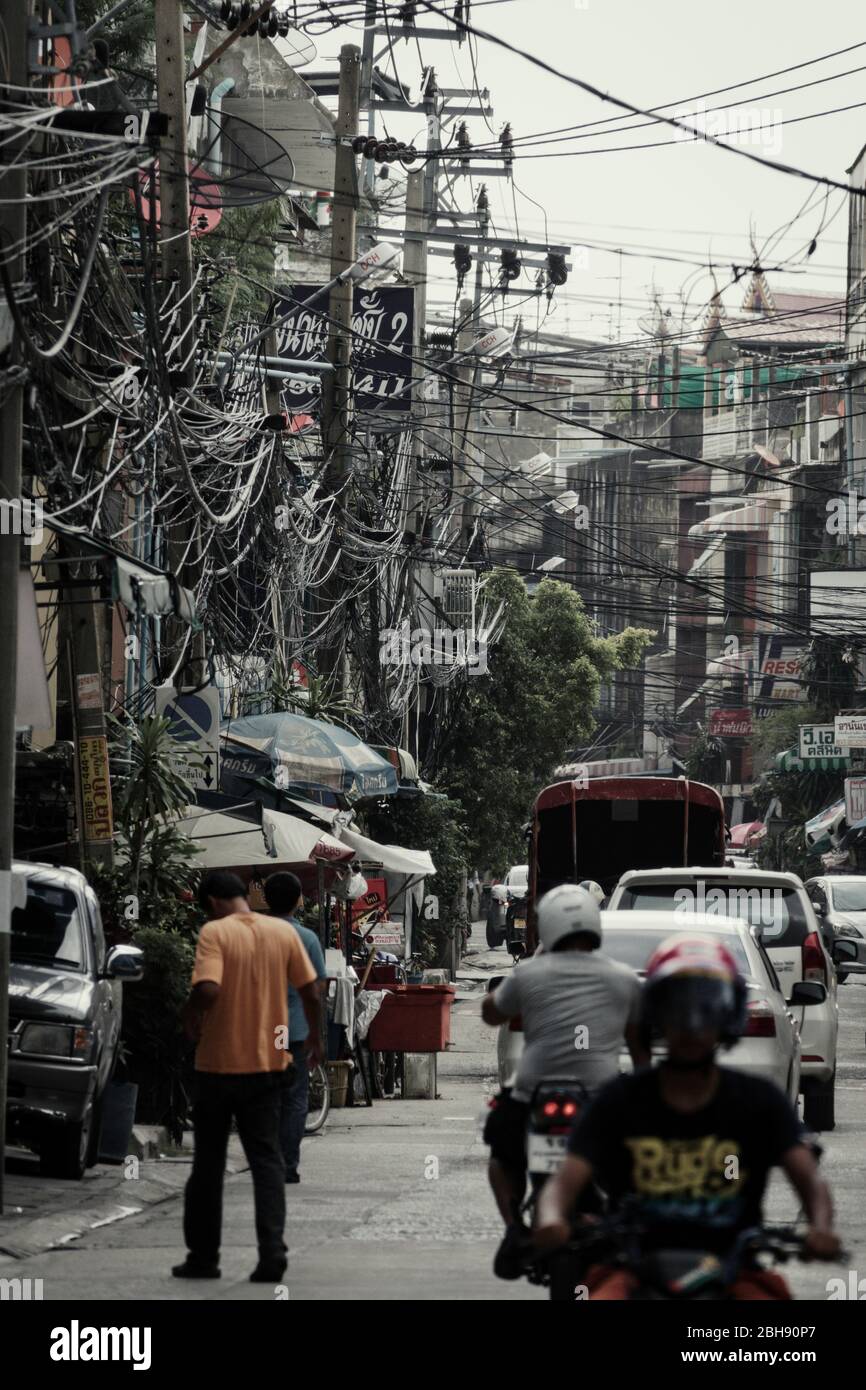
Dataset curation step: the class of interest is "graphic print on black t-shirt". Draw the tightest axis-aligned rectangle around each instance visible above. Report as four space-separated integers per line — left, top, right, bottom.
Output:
623 1132 746 1230
568 1067 805 1252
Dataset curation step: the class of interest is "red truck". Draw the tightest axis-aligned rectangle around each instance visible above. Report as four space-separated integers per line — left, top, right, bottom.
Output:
525 775 726 951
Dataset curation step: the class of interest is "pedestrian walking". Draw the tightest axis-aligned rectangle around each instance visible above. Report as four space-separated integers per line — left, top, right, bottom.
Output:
173 870 322 1284
262 871 327 1184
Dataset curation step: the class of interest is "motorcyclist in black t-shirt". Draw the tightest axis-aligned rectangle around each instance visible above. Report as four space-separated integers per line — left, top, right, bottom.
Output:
535 934 841 1298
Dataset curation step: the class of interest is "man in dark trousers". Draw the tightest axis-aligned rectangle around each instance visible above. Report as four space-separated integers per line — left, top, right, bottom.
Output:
263 872 327 1183
174 870 323 1283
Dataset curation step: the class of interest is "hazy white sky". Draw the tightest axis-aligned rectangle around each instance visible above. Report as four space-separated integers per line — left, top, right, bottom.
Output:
308 0 866 348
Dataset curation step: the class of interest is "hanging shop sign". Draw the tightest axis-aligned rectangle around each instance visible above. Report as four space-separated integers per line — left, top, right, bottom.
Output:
835 713 866 748
273 284 414 413
78 736 113 842
799 724 849 761
753 634 804 704
709 708 752 737
845 776 866 826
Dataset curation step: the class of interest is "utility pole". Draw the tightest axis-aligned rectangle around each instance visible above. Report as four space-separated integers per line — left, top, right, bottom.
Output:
458 196 489 549
319 44 361 694
155 0 205 687
454 297 478 550
64 547 115 873
0 0 29 1216
155 0 194 387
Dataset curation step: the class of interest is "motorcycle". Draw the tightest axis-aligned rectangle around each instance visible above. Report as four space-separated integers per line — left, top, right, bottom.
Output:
538 1213 842 1300
519 1083 603 1301
504 891 528 959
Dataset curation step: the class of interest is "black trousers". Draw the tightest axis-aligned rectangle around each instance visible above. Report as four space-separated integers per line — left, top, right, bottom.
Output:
184 1070 291 1265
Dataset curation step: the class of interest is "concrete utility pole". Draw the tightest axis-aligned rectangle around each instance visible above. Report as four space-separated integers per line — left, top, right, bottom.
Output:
64 549 115 872
458 199 490 550
155 0 205 686
155 0 195 387
319 44 361 693
0 0 29 1216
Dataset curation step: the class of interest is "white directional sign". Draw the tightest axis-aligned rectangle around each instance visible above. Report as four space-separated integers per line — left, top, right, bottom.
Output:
154 685 221 793
799 724 848 760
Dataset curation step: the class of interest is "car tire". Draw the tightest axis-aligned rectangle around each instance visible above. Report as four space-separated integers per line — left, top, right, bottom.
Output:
803 1070 836 1132
40 1106 93 1181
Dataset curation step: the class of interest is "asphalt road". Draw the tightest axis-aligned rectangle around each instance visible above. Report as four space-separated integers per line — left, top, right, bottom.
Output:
2 920 865 1302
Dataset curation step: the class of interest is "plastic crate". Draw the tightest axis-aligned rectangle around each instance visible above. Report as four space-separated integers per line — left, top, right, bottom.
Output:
367 984 455 1053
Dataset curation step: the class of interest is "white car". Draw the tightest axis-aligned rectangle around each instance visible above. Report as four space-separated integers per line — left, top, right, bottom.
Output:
493 911 806 1108
602 912 802 1103
804 875 866 980
607 866 843 1129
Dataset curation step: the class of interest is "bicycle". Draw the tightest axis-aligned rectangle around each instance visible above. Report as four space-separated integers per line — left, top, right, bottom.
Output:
304 1061 331 1134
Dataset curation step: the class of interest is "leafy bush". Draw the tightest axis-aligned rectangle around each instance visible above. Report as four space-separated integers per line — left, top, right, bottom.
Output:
120 927 196 1144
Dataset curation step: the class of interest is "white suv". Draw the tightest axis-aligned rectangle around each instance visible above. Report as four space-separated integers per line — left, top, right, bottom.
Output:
607 866 841 1129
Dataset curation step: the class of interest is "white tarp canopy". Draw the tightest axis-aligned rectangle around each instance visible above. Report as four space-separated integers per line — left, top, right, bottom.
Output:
263 808 352 865
338 826 436 877
180 806 352 868
181 808 272 867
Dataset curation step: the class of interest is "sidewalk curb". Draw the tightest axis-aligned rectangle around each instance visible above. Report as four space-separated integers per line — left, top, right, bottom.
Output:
0 1139 248 1264
0 1168 187 1262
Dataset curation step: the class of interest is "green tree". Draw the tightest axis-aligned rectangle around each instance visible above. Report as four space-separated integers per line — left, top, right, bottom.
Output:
431 572 653 868
364 793 471 970
801 637 858 720
685 731 724 784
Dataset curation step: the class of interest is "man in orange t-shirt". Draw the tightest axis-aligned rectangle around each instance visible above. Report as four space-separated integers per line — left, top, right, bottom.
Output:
173 870 322 1284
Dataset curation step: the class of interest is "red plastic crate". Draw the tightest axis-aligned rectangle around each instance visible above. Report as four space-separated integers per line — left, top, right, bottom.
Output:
367 984 455 1052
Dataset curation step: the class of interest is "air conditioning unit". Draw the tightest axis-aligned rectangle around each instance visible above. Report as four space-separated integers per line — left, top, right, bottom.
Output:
439 568 477 629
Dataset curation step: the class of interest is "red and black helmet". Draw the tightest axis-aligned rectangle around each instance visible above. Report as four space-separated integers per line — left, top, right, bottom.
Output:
642 935 747 1045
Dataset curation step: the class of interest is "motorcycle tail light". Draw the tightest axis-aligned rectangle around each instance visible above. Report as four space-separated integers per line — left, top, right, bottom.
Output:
542 1100 559 1117
561 1101 578 1118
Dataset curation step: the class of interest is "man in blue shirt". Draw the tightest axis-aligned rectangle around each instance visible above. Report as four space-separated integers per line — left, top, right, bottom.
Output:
263 872 327 1183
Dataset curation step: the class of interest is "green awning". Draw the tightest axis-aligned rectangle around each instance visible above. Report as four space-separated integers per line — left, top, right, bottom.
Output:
775 746 850 774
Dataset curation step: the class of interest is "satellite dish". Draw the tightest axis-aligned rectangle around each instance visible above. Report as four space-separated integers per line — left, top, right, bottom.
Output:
274 29 318 69
208 109 296 207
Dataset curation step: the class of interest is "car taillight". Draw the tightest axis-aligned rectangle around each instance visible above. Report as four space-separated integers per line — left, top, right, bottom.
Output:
802 931 827 986
744 1000 776 1037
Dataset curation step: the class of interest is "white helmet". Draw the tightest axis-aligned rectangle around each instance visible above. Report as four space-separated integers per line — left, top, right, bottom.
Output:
536 884 602 952
578 880 605 906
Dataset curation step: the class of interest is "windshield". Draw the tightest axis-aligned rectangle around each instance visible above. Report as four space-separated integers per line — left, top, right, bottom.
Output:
615 882 806 942
604 927 752 977
829 881 866 912
11 882 87 970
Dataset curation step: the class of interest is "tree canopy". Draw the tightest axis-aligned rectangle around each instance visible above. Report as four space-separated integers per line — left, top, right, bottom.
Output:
431 571 653 868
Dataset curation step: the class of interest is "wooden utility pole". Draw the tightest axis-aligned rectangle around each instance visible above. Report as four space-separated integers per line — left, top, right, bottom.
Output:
319 45 361 692
0 0 29 1215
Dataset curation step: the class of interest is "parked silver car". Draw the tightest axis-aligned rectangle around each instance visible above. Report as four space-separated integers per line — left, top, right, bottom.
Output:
6 862 143 1179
